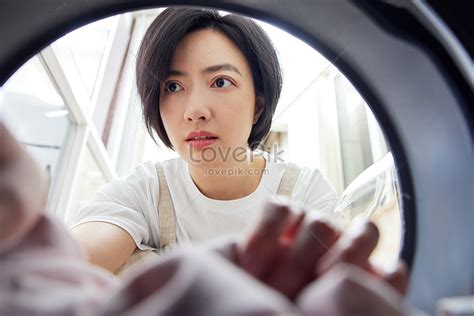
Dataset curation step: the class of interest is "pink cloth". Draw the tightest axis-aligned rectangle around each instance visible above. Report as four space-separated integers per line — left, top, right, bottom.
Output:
0 215 118 315
0 215 295 315
102 248 295 315
0 214 412 315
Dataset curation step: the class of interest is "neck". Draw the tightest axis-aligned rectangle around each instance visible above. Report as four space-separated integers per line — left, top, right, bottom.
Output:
188 155 266 200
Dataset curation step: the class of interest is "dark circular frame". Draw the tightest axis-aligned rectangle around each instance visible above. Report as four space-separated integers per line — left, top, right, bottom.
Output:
0 1 472 313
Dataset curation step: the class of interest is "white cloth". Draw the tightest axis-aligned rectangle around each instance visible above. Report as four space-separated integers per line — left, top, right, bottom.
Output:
68 154 337 251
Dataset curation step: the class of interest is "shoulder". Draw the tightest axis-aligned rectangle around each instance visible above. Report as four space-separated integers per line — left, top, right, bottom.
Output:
67 162 160 230
112 157 183 190
264 153 333 197
287 163 334 199
265 154 328 190
288 163 338 220
295 166 336 198
99 161 158 197
295 165 327 187
160 156 183 174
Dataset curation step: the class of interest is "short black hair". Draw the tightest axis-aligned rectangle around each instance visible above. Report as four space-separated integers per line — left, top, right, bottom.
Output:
136 8 282 150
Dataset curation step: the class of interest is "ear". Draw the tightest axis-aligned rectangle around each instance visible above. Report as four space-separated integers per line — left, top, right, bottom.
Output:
253 95 265 125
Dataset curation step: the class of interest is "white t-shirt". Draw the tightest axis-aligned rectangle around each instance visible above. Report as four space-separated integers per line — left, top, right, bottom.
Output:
68 155 337 250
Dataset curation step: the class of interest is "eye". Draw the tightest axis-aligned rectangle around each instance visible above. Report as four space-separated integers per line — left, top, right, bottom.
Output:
164 81 184 93
212 77 233 89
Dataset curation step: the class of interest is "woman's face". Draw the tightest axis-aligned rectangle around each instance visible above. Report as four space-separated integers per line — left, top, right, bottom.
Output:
159 29 261 168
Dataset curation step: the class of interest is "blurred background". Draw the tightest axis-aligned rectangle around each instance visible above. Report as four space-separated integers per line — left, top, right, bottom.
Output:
1 8 400 269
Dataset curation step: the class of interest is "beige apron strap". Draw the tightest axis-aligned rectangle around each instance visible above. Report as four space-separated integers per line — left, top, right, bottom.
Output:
114 162 177 277
114 249 157 276
155 162 177 250
276 162 301 199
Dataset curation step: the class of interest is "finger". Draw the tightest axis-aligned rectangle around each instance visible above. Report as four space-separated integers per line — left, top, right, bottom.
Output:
297 263 408 316
266 219 339 300
280 211 305 245
203 236 239 263
317 221 379 276
237 200 292 278
290 219 339 275
382 260 408 295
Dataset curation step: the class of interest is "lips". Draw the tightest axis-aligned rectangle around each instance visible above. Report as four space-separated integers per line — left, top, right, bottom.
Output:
185 130 218 149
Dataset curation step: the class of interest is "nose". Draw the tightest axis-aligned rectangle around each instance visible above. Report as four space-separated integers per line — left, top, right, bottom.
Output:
184 89 211 123
185 110 209 122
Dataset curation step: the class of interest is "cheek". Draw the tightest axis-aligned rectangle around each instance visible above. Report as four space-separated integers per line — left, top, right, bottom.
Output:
220 101 253 132
223 88 255 116
158 106 170 133
220 94 255 140
159 102 181 142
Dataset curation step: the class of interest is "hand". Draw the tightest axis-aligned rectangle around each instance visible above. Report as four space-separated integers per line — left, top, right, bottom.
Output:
236 199 407 300
235 199 339 299
0 121 47 253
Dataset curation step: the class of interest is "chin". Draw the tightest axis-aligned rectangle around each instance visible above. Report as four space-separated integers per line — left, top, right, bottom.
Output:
181 142 247 167
190 159 227 169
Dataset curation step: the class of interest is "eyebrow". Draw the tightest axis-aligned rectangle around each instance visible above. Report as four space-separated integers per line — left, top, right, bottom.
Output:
167 63 243 78
203 64 242 76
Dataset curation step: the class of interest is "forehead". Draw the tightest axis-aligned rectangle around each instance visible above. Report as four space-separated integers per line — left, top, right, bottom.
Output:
170 29 251 74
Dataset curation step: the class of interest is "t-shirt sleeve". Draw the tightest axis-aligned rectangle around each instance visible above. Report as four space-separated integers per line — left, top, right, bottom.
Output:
66 163 158 250
291 167 339 225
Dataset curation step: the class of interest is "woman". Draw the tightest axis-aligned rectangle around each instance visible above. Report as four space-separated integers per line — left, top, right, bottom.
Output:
0 118 409 315
69 8 338 273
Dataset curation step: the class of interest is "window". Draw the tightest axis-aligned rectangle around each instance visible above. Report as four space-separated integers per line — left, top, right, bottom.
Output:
66 142 108 227
5 8 402 269
2 56 72 207
52 16 119 107
2 14 130 220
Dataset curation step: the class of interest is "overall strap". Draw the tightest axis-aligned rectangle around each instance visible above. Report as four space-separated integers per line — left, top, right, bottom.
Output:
276 162 301 198
155 162 177 250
